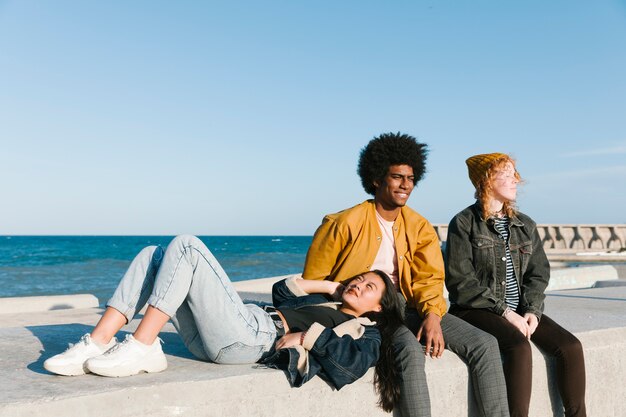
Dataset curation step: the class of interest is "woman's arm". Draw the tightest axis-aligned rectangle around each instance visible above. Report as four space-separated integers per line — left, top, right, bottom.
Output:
271 277 343 307
444 214 509 315
305 324 381 389
269 324 381 390
519 222 550 320
293 279 344 300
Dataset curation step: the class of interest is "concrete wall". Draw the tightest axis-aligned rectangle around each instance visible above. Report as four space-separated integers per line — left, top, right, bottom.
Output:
2 327 624 417
2 270 624 417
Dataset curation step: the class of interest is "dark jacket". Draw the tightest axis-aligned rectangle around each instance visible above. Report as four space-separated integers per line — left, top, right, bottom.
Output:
444 203 550 319
263 277 381 390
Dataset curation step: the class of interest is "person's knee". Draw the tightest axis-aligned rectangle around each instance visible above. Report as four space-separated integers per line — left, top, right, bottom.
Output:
137 245 164 267
508 337 532 360
465 331 501 364
169 235 210 257
558 335 584 361
139 245 159 256
482 332 500 354
171 234 200 248
392 326 424 367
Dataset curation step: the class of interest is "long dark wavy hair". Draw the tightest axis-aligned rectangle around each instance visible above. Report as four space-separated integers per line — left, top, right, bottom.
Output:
356 270 405 412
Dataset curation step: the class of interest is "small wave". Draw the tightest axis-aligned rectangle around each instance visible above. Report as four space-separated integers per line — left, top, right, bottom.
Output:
271 239 282 242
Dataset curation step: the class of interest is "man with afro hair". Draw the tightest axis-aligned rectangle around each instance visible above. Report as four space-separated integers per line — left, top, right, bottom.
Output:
302 132 508 417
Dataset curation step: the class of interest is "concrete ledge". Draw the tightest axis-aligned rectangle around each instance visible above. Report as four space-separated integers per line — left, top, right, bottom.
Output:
1 280 625 416
1 326 624 417
547 265 618 291
0 294 99 315
593 280 626 288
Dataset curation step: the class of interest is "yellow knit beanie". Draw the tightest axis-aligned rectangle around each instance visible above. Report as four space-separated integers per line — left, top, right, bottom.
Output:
465 153 508 188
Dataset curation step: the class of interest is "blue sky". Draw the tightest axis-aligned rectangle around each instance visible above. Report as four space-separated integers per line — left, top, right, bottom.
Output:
1 1 625 235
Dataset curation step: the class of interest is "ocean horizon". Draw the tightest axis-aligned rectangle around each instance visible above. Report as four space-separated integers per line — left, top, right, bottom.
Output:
0 235 312 305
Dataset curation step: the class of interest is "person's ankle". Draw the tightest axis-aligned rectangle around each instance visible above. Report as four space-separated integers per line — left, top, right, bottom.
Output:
132 334 156 346
90 333 114 347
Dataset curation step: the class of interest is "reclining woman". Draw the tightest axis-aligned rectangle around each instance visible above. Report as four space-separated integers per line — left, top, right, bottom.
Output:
44 234 404 411
444 153 586 417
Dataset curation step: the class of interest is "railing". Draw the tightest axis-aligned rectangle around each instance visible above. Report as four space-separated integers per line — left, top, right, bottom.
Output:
433 224 626 253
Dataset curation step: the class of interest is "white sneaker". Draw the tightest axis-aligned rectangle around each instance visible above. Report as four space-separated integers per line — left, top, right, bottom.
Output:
44 334 117 376
86 334 167 377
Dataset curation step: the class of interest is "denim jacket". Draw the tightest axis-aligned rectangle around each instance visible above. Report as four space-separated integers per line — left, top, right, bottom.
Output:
444 203 550 320
262 277 381 390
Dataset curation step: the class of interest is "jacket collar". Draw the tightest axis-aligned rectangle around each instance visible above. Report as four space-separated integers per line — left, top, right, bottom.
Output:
472 201 524 227
366 198 408 224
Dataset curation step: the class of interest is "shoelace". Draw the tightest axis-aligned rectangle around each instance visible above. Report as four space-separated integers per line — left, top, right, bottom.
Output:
102 335 163 356
65 334 91 352
103 335 133 355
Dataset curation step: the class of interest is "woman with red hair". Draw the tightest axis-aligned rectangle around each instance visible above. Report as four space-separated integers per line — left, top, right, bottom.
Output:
444 153 586 417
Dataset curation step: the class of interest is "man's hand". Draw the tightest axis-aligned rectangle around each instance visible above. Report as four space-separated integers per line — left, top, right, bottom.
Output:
417 313 444 358
523 313 539 336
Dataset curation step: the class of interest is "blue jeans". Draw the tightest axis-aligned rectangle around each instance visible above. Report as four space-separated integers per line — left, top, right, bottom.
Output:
107 235 277 363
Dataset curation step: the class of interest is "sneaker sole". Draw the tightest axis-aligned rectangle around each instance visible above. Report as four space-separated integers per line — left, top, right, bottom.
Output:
87 356 168 378
43 361 90 376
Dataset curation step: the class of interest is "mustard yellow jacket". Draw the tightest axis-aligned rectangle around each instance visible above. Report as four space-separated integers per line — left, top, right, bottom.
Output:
302 200 447 318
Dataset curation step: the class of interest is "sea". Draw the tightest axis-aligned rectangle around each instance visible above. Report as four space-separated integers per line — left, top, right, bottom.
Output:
0 235 312 306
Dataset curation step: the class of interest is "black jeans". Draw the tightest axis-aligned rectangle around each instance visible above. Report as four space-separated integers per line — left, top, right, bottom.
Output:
453 309 586 417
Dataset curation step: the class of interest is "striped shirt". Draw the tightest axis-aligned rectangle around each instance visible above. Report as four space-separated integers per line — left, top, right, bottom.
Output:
493 217 519 310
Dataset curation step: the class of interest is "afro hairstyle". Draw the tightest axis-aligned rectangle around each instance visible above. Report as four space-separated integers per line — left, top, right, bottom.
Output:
358 132 428 196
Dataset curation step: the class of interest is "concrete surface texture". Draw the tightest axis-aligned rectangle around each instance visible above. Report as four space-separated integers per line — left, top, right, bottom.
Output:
0 294 99 315
547 265 620 291
0 268 625 417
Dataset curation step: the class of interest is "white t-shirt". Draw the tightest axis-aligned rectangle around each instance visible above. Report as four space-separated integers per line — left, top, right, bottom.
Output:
371 211 400 288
